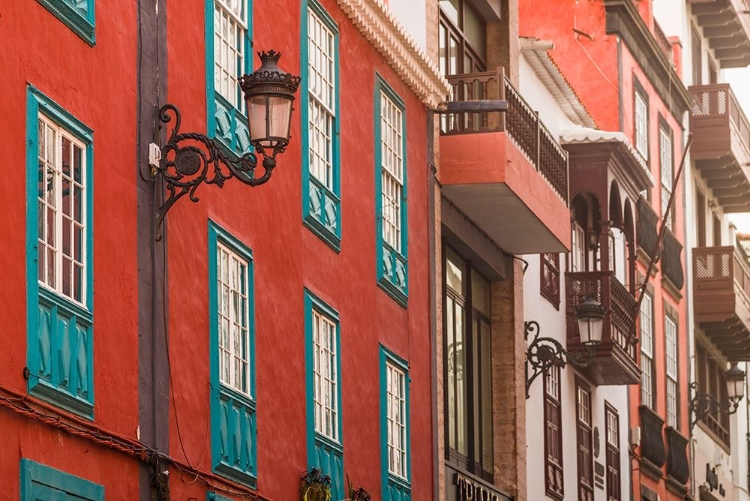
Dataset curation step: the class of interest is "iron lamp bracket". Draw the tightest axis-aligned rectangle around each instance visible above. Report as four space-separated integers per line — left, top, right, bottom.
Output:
524 320 597 399
150 104 284 239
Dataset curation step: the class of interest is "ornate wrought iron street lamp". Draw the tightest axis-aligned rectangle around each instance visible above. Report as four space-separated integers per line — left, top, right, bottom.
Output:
525 295 606 398
690 362 746 429
149 50 301 235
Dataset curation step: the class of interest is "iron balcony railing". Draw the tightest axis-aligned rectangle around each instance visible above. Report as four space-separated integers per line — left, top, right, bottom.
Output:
441 67 569 203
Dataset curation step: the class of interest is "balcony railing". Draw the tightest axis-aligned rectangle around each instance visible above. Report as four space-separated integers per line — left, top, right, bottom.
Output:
694 246 750 304
690 84 750 159
442 68 569 203
566 271 638 361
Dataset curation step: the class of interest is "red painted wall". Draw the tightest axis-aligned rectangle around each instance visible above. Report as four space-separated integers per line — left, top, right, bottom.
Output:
519 0 620 131
0 0 141 496
165 0 433 499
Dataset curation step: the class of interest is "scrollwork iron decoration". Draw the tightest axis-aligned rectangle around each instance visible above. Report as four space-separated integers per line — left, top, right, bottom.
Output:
153 104 279 235
524 320 596 398
689 381 741 430
149 50 300 240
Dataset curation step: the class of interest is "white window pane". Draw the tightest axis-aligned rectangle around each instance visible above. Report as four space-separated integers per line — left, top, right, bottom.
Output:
216 243 252 397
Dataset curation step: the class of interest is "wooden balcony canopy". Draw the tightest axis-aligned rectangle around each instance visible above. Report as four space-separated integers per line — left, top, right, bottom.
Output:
690 84 750 212
688 0 750 68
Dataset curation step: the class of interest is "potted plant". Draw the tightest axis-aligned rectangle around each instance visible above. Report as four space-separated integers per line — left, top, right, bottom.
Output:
346 476 372 501
300 468 332 501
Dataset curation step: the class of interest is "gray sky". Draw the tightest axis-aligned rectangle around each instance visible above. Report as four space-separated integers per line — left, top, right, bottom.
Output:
724 67 750 233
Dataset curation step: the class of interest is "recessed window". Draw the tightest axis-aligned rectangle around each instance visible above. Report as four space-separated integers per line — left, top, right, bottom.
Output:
27 85 94 419
381 346 411 499
302 0 341 249
576 380 594 501
444 247 493 481
376 76 408 305
541 253 561 308
208 222 256 486
605 404 621 501
665 315 678 428
634 85 648 158
659 124 674 230
206 0 252 153
305 289 344 499
640 293 654 409
544 365 564 499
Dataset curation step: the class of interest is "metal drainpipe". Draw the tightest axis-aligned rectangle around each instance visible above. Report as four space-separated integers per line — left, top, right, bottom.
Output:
427 111 440 501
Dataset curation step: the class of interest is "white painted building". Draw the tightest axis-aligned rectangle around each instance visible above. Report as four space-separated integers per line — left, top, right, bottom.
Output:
520 39 633 501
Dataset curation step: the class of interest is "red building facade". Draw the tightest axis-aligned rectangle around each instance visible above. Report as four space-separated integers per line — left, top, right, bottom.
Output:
2 0 447 500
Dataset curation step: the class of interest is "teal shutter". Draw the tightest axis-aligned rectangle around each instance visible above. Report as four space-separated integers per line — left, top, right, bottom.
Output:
304 289 344 499
208 221 257 486
26 85 95 419
374 75 408 306
205 0 253 154
21 459 104 501
380 346 411 501
301 0 342 250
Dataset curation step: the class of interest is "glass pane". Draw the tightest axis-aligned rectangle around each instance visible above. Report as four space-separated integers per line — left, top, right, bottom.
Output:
439 0 459 24
74 145 83 183
446 248 464 294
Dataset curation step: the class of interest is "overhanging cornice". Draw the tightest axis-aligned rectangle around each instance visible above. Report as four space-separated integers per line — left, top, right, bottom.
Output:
604 0 692 120
336 0 452 108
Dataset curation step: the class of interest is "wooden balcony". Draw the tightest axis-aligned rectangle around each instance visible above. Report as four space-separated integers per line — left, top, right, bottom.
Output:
565 271 639 385
439 68 570 254
693 246 750 359
690 84 750 212
688 0 750 68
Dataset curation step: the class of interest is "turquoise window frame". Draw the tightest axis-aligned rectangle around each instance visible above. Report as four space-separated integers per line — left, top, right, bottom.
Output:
21 458 104 500
379 345 411 500
208 221 257 486
37 0 96 46
374 74 408 307
304 288 344 499
301 0 342 251
26 85 95 419
205 0 254 154
207 493 232 501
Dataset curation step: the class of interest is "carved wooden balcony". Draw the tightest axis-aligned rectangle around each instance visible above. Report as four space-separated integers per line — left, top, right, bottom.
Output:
688 0 750 68
693 246 750 359
665 427 689 496
439 68 570 254
690 84 750 212
565 271 639 385
639 406 666 481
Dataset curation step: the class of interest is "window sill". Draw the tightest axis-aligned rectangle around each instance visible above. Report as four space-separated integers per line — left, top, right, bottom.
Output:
29 379 94 420
37 0 95 46
378 243 408 308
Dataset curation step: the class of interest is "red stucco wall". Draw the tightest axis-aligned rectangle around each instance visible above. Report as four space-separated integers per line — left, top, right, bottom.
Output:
165 0 433 499
1 0 141 496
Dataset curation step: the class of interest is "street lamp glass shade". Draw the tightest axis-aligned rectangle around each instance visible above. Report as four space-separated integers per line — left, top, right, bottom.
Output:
726 363 746 401
240 50 301 152
576 295 606 346
246 95 294 149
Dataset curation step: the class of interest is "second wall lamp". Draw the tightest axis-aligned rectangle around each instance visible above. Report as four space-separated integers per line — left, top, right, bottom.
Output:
525 295 606 398
148 50 301 237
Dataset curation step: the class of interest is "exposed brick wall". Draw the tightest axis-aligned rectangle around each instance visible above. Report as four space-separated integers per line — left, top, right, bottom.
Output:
491 259 526 500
